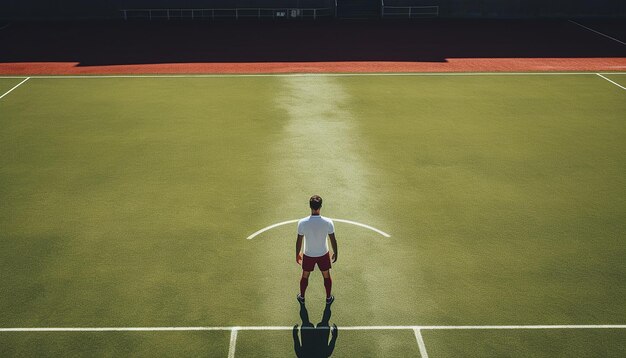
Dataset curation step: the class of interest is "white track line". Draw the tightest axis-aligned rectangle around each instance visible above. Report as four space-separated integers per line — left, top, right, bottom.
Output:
596 73 626 90
246 218 390 240
1 73 625 80
227 328 238 358
413 328 430 358
569 20 626 46
0 77 30 100
2 325 626 332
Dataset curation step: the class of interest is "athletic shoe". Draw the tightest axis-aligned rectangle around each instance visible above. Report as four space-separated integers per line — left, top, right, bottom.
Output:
326 295 334 305
297 294 305 304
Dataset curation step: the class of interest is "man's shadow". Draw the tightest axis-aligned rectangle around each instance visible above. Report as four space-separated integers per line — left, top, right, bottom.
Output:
293 303 338 358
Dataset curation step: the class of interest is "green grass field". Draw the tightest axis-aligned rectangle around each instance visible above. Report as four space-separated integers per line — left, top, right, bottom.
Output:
1 73 625 357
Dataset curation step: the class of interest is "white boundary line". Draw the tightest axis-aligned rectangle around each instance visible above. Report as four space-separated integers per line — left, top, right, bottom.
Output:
245 219 298 240
413 328 430 358
246 218 391 240
0 77 30 100
3 325 624 358
0 73 625 80
418 325 626 330
2 325 626 332
596 73 626 90
568 20 626 46
227 328 238 358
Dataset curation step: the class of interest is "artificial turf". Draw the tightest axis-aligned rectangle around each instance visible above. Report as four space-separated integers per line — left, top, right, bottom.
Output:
1 74 625 356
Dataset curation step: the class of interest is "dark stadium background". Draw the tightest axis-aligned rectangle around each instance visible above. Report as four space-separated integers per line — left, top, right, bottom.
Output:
1 0 625 20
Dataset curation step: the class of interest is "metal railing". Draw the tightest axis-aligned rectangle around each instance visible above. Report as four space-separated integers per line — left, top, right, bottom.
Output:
380 2 439 18
121 8 333 21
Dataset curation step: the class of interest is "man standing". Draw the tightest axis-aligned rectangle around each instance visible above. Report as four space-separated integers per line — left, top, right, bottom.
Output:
296 195 338 305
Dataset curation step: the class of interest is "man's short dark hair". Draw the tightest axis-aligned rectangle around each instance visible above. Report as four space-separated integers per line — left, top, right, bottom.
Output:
309 195 323 210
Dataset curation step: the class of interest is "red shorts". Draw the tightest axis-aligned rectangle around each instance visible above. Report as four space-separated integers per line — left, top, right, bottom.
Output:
302 252 331 272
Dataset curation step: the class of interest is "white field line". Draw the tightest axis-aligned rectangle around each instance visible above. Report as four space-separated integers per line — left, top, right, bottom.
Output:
331 219 391 237
0 327 234 332
569 20 626 46
0 73 625 80
245 219 298 240
419 325 626 330
0 77 30 100
2 325 626 332
227 328 238 358
0 23 11 31
413 328 430 358
596 73 626 90
246 218 390 240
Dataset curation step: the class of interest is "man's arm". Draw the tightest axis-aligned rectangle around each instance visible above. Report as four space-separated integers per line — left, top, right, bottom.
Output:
329 233 338 263
296 234 304 264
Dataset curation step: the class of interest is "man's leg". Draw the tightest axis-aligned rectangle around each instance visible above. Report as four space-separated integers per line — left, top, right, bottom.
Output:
300 270 311 298
321 270 332 299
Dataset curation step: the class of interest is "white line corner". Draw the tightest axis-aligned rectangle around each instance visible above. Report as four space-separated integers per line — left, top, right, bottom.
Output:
597 73 626 90
0 77 30 101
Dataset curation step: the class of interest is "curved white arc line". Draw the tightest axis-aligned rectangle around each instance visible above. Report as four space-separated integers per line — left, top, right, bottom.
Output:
246 218 390 240
245 219 299 240
330 218 391 238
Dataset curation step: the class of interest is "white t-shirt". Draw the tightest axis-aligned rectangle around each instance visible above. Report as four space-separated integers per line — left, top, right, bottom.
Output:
298 215 335 257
